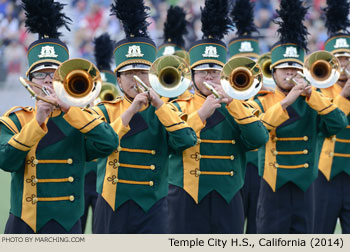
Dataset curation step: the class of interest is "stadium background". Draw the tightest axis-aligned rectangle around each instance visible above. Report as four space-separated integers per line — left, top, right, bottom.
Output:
0 0 341 233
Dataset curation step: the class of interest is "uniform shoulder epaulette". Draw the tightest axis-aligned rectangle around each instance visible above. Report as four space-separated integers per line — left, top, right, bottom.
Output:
171 94 194 103
255 90 274 97
3 106 34 117
1 106 34 134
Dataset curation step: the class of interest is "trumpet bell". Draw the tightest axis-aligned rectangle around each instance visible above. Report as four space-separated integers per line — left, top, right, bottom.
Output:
257 52 275 88
220 56 262 100
53 58 102 107
149 55 191 98
99 83 120 101
303 50 341 89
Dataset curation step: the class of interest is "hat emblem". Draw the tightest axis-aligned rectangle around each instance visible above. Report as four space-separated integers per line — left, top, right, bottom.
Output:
38 46 58 58
126 45 144 58
202 46 219 58
238 42 254 52
283 46 299 58
334 38 349 49
163 46 175 56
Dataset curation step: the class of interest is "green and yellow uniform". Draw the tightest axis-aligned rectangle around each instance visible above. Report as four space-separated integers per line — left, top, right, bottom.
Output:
248 89 347 192
93 97 197 213
0 107 118 233
169 93 268 204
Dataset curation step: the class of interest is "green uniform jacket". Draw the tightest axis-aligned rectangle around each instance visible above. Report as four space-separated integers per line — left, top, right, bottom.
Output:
0 106 118 233
248 88 348 192
317 84 350 180
169 93 269 204
93 96 197 212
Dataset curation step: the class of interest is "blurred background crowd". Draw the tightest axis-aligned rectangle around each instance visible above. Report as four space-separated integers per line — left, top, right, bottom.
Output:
0 0 327 89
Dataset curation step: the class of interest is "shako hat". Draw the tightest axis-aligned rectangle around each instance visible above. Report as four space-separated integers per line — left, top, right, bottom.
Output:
22 0 71 77
156 6 188 59
189 0 232 71
228 0 259 59
324 0 350 57
111 0 156 73
94 33 117 85
270 0 309 70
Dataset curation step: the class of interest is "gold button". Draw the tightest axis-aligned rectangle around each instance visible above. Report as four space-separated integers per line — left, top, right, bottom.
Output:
272 136 277 142
303 149 308 154
232 140 236 144
197 154 202 159
69 195 75 202
274 163 279 168
150 165 155 170
117 146 122 152
230 155 235 160
113 178 118 183
304 136 308 141
197 139 201 144
329 152 334 157
196 170 201 176
33 178 38 184
68 176 74 183
116 162 120 167
149 181 154 186
304 163 309 168
230 171 234 176
33 159 39 165
151 150 156 155
332 136 337 142
33 197 38 204
273 150 278 156
67 158 73 164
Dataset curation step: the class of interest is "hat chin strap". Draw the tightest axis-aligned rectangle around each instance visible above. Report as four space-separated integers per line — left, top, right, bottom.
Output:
191 71 208 98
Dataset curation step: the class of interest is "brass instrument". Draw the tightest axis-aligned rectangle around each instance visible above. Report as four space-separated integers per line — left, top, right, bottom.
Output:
19 77 59 107
53 58 102 107
203 81 221 99
220 56 262 100
303 50 341 88
340 60 350 77
173 50 190 65
133 75 150 92
286 71 311 86
148 55 191 98
98 83 120 101
257 52 275 88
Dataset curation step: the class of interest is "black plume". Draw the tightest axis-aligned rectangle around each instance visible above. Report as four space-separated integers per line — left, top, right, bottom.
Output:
22 0 71 39
231 0 258 36
94 33 115 71
111 0 150 38
324 0 350 35
163 6 188 47
201 0 233 40
274 0 309 51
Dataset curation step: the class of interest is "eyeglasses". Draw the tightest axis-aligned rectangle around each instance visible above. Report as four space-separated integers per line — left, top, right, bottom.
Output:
120 71 149 79
195 70 221 78
31 72 55 80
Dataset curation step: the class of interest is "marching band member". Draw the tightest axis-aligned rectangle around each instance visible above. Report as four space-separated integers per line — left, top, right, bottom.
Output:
314 0 350 234
229 0 263 234
92 0 197 234
156 5 192 102
167 0 269 234
0 0 118 234
247 0 348 234
80 33 118 234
